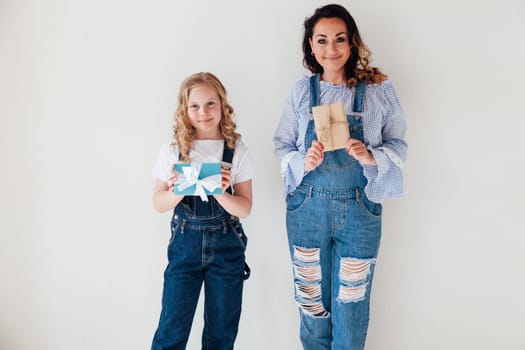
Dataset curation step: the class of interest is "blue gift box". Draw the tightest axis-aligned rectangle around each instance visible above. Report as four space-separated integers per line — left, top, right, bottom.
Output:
173 162 222 196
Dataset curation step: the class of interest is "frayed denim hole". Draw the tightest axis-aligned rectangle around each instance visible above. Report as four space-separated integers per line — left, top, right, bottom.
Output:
293 264 321 282
295 283 321 299
294 282 328 317
337 257 374 303
339 257 372 283
337 284 367 303
298 302 329 317
292 247 322 283
292 246 327 317
293 246 320 264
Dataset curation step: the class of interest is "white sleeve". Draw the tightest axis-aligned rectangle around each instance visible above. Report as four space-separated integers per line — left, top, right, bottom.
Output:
151 143 177 182
231 142 253 184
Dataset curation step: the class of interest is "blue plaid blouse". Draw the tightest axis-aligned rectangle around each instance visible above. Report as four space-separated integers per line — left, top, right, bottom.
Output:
273 76 408 203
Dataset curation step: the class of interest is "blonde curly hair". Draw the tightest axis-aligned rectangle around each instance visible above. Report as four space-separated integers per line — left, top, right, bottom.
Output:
172 72 240 162
302 4 387 87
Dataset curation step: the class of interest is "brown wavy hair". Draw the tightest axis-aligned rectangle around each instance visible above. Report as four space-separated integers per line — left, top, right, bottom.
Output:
172 72 240 162
302 4 387 87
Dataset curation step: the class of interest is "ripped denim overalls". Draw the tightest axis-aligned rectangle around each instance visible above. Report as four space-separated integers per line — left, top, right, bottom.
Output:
286 74 382 350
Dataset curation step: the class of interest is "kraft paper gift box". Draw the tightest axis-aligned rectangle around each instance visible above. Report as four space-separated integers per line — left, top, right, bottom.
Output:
174 163 222 201
312 102 349 152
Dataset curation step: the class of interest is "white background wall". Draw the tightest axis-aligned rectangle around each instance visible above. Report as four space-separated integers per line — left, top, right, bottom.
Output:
1 0 524 349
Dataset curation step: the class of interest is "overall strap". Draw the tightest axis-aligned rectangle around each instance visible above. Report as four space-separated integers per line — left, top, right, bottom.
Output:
353 80 367 113
221 140 249 280
222 142 234 164
222 141 234 195
310 74 366 113
309 73 321 113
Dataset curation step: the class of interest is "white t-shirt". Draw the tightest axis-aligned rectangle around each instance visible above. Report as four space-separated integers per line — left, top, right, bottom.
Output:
152 140 253 185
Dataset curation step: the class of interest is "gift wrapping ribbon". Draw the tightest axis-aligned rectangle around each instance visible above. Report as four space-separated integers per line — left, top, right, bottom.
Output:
175 163 222 202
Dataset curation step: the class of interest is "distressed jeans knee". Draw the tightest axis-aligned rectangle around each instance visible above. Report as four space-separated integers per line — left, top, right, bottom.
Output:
292 246 329 317
337 257 375 303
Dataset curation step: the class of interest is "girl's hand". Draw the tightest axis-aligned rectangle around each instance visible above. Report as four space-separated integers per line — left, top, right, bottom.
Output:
219 168 232 194
166 164 179 192
345 139 376 165
304 140 324 172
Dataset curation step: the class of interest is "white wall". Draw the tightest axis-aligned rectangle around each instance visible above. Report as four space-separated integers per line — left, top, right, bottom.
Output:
1 0 524 349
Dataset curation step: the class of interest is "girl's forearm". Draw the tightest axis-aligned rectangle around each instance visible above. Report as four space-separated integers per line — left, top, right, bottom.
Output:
153 190 184 213
214 192 252 218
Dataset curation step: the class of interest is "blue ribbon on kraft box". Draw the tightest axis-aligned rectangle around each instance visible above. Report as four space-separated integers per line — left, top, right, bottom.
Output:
174 163 222 201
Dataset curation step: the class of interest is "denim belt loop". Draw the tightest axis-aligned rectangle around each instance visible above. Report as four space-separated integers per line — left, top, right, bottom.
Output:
180 219 186 234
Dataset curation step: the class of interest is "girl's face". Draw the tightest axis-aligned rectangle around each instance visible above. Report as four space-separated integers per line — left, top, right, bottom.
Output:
309 17 351 79
187 84 222 139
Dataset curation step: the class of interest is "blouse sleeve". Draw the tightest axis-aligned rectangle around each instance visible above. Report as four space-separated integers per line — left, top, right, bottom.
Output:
273 86 306 196
363 81 408 203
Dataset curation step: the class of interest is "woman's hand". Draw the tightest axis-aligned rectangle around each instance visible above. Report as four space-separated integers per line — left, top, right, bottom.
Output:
345 139 376 165
304 140 324 172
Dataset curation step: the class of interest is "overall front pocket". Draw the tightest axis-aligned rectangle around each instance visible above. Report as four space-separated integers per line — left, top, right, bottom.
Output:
286 189 311 213
357 196 382 218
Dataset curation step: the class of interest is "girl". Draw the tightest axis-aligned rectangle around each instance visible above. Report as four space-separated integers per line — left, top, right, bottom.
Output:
151 72 253 350
273 4 407 350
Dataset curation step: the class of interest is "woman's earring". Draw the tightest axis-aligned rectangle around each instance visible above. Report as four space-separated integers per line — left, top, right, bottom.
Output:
311 52 315 56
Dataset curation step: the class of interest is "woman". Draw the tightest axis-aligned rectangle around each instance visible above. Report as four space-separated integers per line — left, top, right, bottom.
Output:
273 4 407 349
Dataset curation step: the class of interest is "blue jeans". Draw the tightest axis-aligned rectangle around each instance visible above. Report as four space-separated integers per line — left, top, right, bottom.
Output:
286 184 382 350
152 208 247 350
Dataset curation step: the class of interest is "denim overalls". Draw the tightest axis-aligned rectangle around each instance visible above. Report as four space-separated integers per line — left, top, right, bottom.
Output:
152 144 248 350
286 74 382 350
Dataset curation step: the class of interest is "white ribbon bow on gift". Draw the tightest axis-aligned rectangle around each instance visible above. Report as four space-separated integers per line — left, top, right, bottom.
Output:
175 163 222 202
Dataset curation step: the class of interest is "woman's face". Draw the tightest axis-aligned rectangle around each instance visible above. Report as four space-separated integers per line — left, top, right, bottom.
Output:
309 17 351 79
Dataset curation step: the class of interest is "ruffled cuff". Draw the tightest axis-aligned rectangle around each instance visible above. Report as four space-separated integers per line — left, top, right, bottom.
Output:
363 147 404 203
280 151 306 196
